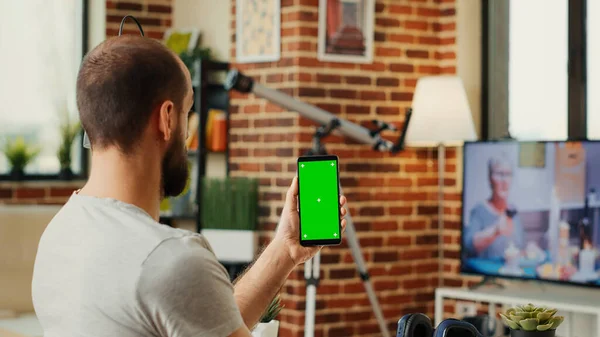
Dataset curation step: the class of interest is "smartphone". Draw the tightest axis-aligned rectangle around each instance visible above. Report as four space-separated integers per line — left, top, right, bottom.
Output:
297 155 341 246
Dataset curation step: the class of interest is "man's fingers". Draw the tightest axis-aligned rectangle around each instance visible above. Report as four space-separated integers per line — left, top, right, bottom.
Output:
339 195 346 206
340 207 347 217
287 176 299 202
341 219 347 233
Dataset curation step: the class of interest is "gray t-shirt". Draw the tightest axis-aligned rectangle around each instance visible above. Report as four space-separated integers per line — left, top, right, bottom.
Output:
32 193 244 337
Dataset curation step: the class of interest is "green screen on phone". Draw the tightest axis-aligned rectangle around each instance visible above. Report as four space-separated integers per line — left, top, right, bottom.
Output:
298 157 340 242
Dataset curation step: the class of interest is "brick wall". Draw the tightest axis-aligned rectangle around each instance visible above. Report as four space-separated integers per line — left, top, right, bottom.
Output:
229 0 479 336
106 0 173 39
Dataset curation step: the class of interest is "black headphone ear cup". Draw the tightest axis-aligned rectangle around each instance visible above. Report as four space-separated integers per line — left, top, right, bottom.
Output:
405 313 433 337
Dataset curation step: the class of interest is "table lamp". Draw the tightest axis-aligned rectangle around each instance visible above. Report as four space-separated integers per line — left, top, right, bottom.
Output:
405 75 477 286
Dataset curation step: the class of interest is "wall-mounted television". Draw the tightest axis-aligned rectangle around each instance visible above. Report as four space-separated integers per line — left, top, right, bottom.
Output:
461 140 600 287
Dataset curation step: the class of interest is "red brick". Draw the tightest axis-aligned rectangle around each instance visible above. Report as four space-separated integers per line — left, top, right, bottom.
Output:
373 251 398 262
417 234 439 245
359 206 384 216
330 268 356 279
343 282 365 294
15 188 45 199
403 278 430 289
372 221 398 231
316 103 341 114
346 105 370 115
230 120 249 128
391 92 413 101
298 87 326 97
360 90 386 101
376 47 402 57
148 4 171 13
407 50 429 59
375 2 385 12
330 89 357 99
344 311 371 321
359 237 384 247
376 18 400 27
345 76 372 85
390 4 412 14
418 7 440 16
418 65 441 74
299 0 319 5
403 220 427 231
316 74 341 83
357 63 383 73
442 7 456 16
377 77 400 87
376 107 400 115
389 235 413 246
297 57 320 68
358 323 380 334
441 37 456 45
265 163 282 172
442 66 457 74
406 20 429 31
390 34 414 43
239 163 260 172
115 2 143 11
417 177 438 186
389 178 412 187
267 73 284 83
390 207 413 216
418 205 438 215
329 327 354 336
243 104 262 114
0 188 12 199
374 280 398 291
390 63 414 73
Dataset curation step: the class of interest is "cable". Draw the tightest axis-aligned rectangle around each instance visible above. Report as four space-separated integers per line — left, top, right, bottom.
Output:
118 15 144 37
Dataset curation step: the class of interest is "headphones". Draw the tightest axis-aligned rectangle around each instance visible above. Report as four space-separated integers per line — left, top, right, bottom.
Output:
397 313 483 337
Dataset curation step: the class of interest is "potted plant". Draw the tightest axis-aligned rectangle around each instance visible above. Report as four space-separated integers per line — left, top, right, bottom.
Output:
252 295 283 337
500 303 564 337
57 114 81 180
2 136 40 180
201 176 259 263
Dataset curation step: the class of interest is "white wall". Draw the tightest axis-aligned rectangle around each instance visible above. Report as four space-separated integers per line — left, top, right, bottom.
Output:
173 0 231 61
457 0 482 139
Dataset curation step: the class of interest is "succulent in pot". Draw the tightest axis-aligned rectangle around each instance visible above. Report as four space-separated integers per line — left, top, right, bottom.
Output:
499 303 564 337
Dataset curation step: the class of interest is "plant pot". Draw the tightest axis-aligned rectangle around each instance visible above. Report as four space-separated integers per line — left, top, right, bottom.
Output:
252 320 279 337
10 168 24 181
58 167 73 180
510 329 556 337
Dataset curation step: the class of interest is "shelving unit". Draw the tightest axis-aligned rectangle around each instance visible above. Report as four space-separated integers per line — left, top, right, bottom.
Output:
159 60 230 230
435 285 600 337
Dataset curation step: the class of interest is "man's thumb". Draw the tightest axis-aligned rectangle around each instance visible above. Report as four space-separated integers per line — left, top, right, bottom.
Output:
286 176 298 205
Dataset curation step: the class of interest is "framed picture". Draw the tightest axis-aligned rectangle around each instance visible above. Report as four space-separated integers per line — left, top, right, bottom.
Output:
163 28 200 55
318 0 375 63
236 0 281 63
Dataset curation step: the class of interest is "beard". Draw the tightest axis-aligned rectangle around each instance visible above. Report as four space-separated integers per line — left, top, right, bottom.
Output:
161 131 189 198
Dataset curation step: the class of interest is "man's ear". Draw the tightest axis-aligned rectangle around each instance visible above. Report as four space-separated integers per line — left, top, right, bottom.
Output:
157 100 175 142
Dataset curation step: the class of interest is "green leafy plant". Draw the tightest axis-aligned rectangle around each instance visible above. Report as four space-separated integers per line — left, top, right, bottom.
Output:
179 46 213 78
260 295 284 323
57 114 81 170
500 303 564 332
2 136 40 172
201 177 258 231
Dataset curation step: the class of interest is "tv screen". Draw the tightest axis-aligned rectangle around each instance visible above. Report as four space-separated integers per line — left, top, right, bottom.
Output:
461 140 600 286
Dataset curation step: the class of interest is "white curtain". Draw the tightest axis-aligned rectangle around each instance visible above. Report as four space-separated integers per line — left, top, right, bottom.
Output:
0 0 82 173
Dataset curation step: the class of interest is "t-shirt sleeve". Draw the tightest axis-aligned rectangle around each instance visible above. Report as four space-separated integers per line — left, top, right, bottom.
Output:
136 234 245 337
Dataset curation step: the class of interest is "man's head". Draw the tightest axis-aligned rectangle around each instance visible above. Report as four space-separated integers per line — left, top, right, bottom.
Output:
76 35 194 197
487 152 513 200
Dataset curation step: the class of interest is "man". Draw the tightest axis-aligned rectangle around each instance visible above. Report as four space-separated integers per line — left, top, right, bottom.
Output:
464 152 524 260
31 35 347 337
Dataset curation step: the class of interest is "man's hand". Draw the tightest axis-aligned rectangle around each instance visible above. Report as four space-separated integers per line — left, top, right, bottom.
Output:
273 176 347 266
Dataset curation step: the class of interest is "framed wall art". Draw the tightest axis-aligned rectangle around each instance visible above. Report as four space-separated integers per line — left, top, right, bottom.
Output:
236 0 281 63
318 0 375 63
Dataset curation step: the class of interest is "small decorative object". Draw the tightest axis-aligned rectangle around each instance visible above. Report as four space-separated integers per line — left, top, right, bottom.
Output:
2 136 40 180
57 114 81 180
164 28 200 55
500 303 564 337
236 0 281 63
318 0 375 63
252 295 283 337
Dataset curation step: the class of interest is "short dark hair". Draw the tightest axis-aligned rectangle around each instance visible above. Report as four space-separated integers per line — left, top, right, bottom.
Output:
76 35 188 153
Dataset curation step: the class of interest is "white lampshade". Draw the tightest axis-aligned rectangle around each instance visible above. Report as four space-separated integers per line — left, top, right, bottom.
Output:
405 75 477 147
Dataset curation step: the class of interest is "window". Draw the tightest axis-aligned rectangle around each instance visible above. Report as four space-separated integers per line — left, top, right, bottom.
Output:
0 1 87 178
588 0 600 139
508 0 569 140
483 0 586 141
